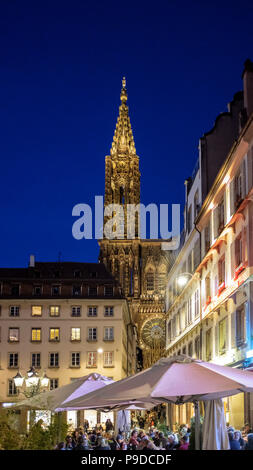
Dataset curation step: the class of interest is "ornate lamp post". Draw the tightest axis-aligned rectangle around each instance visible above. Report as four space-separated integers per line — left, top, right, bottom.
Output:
13 367 50 398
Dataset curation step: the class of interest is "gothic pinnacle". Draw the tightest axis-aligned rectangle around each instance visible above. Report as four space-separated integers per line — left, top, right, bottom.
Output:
120 76 128 103
110 77 136 156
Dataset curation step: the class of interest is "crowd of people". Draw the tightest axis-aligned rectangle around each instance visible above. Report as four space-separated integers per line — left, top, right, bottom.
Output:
55 420 253 451
55 423 191 451
227 423 253 450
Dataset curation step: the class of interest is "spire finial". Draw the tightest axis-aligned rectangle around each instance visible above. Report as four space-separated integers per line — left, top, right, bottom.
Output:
120 76 127 103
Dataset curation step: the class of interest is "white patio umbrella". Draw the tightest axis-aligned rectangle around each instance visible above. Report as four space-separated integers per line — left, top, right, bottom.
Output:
11 373 114 411
61 356 253 449
62 356 253 407
202 399 230 450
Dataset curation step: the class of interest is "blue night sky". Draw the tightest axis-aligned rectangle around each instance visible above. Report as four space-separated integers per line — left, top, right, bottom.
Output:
0 0 253 267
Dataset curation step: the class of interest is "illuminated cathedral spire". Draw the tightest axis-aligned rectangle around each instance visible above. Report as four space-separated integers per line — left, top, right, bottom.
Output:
110 77 136 156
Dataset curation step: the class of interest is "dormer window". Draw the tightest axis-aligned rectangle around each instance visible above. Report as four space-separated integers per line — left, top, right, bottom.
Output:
90 272 97 279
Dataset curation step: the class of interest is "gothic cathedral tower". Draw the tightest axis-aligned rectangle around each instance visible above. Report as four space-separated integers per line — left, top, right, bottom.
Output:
99 79 171 368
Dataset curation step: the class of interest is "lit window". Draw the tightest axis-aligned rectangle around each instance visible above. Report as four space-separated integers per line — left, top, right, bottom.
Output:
104 327 114 341
87 352 97 367
236 305 246 346
9 306 20 317
88 306 97 317
219 318 226 354
71 352 80 367
50 306 60 317
32 306 42 316
218 256 226 285
71 328 81 341
9 328 19 342
104 351 113 366
104 306 114 317
49 328 60 341
31 328 41 342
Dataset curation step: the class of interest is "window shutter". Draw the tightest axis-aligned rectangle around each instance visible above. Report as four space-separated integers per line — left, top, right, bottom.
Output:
209 327 213 360
242 227 247 263
215 324 219 357
229 179 235 217
225 316 229 352
214 275 218 296
202 330 206 359
213 206 219 239
231 311 236 348
241 159 246 198
223 191 227 226
230 241 235 280
243 303 247 344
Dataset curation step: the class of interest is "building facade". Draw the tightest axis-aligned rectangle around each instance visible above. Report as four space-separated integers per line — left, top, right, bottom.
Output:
165 59 253 429
0 260 136 428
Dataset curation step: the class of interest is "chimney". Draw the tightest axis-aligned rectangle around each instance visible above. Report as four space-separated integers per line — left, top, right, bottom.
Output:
29 254 35 267
242 59 253 118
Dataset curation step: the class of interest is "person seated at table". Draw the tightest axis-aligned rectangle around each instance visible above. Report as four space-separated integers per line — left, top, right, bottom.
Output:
244 423 253 435
153 431 160 446
74 435 89 450
95 437 111 450
128 430 139 450
245 433 253 450
234 430 245 449
166 434 178 450
178 435 190 450
138 436 160 450
72 429 80 447
89 429 97 445
65 435 74 450
138 430 146 442
109 434 120 450
228 431 241 450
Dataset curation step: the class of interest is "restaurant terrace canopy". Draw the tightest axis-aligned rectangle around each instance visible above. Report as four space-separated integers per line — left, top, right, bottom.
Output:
60 356 253 409
11 373 114 411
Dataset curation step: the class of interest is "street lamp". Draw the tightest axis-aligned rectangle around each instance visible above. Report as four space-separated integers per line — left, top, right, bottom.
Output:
13 367 50 398
176 272 193 289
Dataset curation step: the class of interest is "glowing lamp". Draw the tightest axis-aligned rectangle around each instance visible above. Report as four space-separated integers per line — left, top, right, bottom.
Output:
177 275 188 288
97 348 103 354
13 371 24 388
40 372 50 388
25 372 39 387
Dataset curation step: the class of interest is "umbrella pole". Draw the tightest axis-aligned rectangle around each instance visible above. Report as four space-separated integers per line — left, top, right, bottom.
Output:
194 401 200 450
